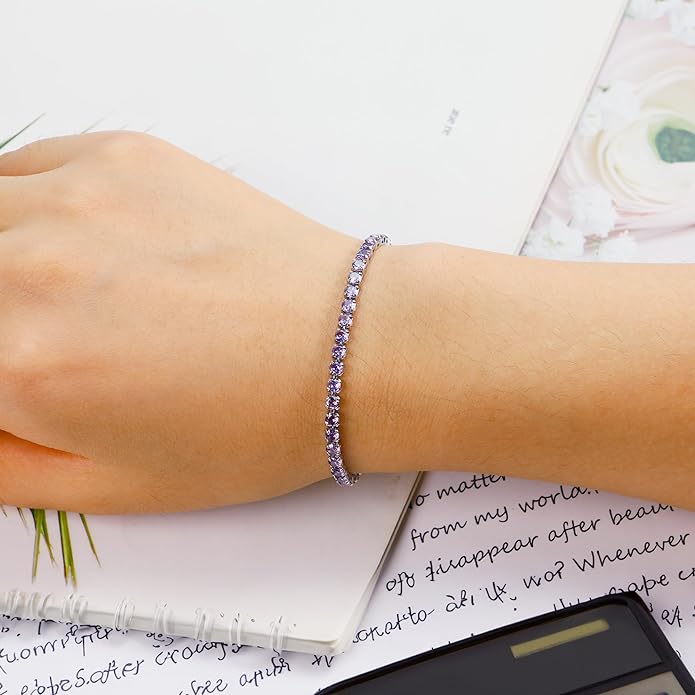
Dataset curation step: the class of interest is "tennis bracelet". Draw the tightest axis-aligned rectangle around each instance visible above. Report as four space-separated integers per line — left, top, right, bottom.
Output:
325 234 390 486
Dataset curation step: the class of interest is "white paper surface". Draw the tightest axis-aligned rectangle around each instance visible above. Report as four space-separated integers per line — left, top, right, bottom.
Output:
1 474 419 655
4 471 695 693
0 0 625 657
0 0 641 691
5 0 624 253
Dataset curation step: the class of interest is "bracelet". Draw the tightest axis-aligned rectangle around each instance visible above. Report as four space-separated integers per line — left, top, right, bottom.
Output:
325 234 390 486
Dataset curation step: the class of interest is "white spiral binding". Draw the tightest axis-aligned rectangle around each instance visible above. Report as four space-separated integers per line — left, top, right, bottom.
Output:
269 615 287 653
193 607 216 642
0 590 292 650
1 590 54 620
61 593 88 623
152 601 173 636
24 592 43 620
112 597 135 631
37 592 52 620
230 611 243 647
3 589 20 616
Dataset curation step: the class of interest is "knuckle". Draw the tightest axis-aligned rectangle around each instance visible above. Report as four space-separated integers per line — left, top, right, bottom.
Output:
51 175 107 217
0 326 58 404
3 238 88 300
95 130 160 162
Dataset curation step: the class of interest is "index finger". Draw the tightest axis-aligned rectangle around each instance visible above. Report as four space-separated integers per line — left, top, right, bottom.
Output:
0 131 123 177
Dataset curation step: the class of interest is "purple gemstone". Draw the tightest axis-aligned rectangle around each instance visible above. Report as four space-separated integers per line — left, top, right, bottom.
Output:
325 410 339 427
345 285 359 300
330 361 344 377
334 471 351 486
332 345 347 360
326 441 341 458
355 253 369 265
338 313 353 329
325 426 340 442
335 329 349 345
328 378 342 395
326 394 340 409
348 271 362 286
352 258 366 272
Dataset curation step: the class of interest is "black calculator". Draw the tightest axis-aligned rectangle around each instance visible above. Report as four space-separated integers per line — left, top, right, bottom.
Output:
320 592 695 694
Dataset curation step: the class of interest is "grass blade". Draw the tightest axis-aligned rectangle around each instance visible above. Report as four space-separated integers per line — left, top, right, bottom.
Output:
79 513 100 565
31 512 42 580
30 509 56 580
0 113 44 151
58 511 77 586
37 509 55 564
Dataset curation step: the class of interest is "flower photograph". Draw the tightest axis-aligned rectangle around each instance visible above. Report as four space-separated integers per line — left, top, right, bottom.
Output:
524 0 695 261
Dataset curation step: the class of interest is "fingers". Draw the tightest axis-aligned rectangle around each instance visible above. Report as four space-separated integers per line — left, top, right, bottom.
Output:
0 431 150 514
0 432 96 509
0 131 119 177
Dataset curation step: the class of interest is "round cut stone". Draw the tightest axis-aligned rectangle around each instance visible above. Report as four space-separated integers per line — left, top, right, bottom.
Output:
335 329 349 344
326 394 340 409
352 258 366 272
348 271 362 286
334 471 350 486
330 361 344 377
338 313 353 328
332 345 347 360
326 441 341 458
345 285 359 300
328 378 342 395
325 426 340 442
341 299 356 314
325 410 339 427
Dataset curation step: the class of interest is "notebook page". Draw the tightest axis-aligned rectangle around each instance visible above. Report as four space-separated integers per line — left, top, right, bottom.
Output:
4 0 626 253
1 474 419 654
1 0 626 659
2 472 695 693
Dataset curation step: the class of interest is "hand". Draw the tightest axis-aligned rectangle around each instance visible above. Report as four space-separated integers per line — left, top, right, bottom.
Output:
6 131 694 515
0 131 401 513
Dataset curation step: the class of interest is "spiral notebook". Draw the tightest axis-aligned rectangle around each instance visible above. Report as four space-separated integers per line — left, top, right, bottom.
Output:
1 0 626 655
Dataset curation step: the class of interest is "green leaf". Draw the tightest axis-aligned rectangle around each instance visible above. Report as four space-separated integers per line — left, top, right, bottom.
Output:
30 508 56 581
80 513 100 565
655 126 695 163
58 511 77 586
0 114 45 151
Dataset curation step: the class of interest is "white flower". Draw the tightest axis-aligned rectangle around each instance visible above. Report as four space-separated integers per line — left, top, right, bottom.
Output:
568 186 618 238
578 81 641 136
596 232 638 262
626 0 678 20
670 2 695 46
548 33 695 233
523 218 585 260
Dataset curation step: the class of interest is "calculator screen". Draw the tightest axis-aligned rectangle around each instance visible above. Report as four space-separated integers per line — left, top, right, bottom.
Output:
320 595 695 695
598 671 686 694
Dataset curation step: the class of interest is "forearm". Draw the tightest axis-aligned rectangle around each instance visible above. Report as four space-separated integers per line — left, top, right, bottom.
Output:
3 130 692 514
349 243 695 509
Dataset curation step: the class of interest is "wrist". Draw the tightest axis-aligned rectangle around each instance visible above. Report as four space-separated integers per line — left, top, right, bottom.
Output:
341 242 452 477
343 241 521 479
